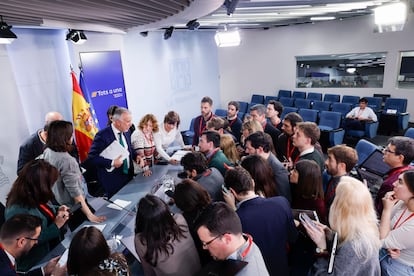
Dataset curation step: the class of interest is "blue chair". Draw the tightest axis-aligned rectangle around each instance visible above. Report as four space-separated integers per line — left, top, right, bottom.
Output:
307 92 322 102
214 108 227 117
331 103 352 121
318 111 345 147
342 95 360 105
278 89 291 98
404 127 414 139
238 101 249 114
298 108 318 123
280 107 298 120
251 94 265 105
312 100 331 112
264 96 279 105
347 121 379 139
355 139 378 166
365 97 383 113
379 98 410 134
323 93 341 104
279 97 295 107
237 112 245 121
181 117 195 145
294 98 311 109
292 91 306 99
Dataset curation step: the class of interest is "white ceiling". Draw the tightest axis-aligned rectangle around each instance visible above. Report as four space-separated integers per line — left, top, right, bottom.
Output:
0 0 406 33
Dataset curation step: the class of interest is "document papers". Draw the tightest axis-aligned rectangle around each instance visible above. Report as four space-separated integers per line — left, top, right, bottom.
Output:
99 140 130 160
107 199 131 211
170 150 189 161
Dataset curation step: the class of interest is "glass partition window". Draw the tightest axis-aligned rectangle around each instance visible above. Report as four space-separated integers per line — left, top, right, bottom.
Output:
296 52 386 88
397 51 414 88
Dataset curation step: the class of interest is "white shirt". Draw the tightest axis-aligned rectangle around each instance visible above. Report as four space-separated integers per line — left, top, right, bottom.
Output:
109 123 130 169
153 123 185 161
346 106 377 122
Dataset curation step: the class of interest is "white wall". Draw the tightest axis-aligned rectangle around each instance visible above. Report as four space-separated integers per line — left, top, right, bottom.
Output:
71 30 221 130
122 30 220 129
218 14 414 120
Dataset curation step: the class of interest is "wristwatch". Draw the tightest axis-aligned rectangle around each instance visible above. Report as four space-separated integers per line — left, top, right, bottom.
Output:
315 248 328 254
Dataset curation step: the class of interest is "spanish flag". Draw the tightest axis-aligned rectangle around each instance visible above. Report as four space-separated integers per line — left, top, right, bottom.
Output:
72 71 99 162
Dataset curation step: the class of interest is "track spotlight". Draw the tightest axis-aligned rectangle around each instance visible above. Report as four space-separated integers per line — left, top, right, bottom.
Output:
224 0 240 16
0 15 17 44
140 31 148 37
66 29 87 44
186 19 200 30
164 26 174 40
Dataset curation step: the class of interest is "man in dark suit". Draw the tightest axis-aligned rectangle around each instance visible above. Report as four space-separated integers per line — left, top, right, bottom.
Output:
84 107 141 197
249 104 280 148
223 167 297 276
0 214 65 276
17 111 79 175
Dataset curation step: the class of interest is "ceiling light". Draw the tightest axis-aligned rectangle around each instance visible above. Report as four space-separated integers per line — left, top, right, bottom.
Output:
374 2 407 32
66 29 87 44
164 26 174 40
186 19 200 30
310 16 336 21
0 16 17 44
215 29 241 47
346 68 356 74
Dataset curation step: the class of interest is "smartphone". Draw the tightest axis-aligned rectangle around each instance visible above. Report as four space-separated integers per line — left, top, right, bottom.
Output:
164 189 174 198
69 202 82 215
221 184 230 194
328 232 338 273
299 212 317 229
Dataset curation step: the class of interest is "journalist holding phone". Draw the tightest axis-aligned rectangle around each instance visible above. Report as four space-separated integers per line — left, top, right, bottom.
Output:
4 159 70 272
302 176 381 275
379 170 414 275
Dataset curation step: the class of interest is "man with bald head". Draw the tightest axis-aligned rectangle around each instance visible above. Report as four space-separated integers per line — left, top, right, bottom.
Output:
17 111 79 174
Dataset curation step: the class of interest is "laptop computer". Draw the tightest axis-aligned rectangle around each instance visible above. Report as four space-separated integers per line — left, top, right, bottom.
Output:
357 149 390 198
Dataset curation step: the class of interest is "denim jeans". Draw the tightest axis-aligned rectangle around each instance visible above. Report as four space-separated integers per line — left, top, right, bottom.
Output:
381 255 414 276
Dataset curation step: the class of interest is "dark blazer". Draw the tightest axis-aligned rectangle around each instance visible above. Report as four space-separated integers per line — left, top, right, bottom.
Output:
0 248 42 276
237 196 298 276
264 123 281 150
84 126 136 197
17 130 79 175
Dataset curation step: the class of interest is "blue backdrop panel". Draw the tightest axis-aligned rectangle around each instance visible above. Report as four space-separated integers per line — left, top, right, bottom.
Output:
80 51 128 128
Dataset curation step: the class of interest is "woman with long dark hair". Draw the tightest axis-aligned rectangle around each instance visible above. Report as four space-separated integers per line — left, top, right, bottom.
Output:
380 169 414 275
174 179 213 265
5 159 70 271
67 226 129 275
43 120 105 229
241 154 278 198
134 194 200 275
289 159 326 223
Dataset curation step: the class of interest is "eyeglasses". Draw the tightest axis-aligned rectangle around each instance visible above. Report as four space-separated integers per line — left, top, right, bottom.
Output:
202 234 223 248
383 147 397 154
17 237 39 242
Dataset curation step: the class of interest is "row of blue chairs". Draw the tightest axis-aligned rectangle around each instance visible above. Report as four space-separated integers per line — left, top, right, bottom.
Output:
252 91 363 105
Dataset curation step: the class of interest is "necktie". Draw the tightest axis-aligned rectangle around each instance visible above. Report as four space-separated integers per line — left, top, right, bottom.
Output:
118 132 129 174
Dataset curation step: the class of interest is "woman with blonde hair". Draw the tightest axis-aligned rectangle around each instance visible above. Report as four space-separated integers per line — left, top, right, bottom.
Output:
131 114 159 176
380 169 414 275
303 176 380 275
220 134 240 164
237 119 263 155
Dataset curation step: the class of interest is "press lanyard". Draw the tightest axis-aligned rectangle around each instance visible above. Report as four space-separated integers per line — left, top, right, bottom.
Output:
393 208 414 230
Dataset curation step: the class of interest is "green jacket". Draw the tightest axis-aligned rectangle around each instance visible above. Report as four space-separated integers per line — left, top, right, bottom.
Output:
208 149 233 176
5 204 61 272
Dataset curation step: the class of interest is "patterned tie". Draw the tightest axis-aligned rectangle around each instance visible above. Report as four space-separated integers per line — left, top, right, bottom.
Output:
118 132 129 174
